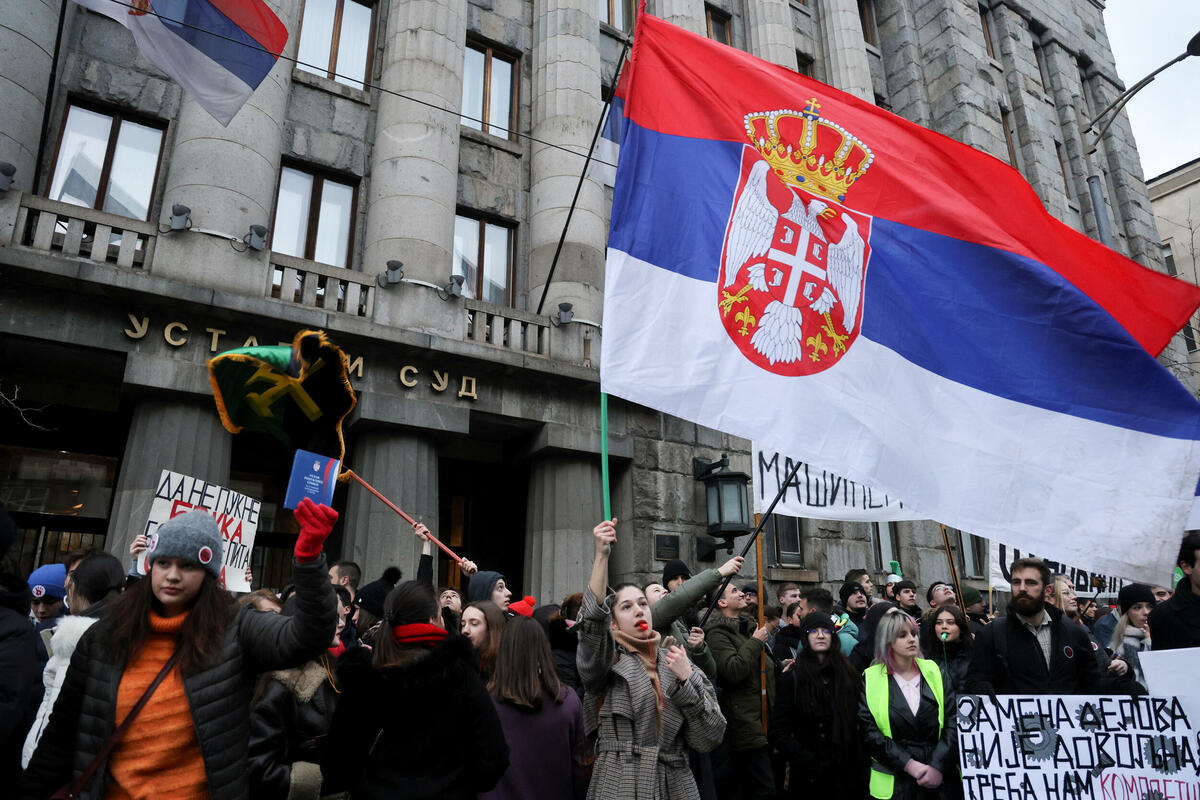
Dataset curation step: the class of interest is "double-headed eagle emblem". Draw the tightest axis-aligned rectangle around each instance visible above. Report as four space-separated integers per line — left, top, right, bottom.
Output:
720 100 874 373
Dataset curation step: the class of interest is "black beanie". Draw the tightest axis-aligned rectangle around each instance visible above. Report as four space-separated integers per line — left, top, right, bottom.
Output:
355 578 392 619
839 581 865 606
468 570 505 603
798 611 835 635
661 559 691 587
1117 583 1155 615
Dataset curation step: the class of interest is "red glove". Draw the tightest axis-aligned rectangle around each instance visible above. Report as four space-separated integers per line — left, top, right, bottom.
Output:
294 498 337 562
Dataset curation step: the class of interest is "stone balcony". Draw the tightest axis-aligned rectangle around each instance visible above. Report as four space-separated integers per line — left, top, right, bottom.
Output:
0 192 599 374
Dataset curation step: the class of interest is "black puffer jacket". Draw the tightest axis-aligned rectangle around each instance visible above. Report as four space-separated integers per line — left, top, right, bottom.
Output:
21 555 336 800
322 635 508 799
0 573 40 792
248 655 340 800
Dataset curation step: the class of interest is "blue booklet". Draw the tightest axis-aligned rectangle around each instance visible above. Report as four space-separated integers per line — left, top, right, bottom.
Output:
284 449 341 510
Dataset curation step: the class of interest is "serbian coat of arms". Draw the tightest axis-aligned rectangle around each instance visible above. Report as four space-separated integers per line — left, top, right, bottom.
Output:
719 99 874 376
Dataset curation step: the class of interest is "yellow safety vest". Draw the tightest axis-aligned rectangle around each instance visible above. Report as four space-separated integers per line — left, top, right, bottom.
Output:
863 659 945 800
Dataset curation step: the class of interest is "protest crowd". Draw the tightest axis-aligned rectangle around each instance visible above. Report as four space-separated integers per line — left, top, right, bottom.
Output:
2 496 1198 800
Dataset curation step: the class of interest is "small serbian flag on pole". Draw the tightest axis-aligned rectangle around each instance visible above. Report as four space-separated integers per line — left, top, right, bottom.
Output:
602 12 1200 583
72 0 287 126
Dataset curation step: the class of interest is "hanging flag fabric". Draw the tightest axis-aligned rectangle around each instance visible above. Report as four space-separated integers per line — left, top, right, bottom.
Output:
72 0 288 126
209 330 356 460
592 64 631 187
601 13 1200 583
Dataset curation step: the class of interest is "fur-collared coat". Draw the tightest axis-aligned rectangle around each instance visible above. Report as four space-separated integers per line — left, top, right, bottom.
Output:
248 657 339 800
576 588 726 800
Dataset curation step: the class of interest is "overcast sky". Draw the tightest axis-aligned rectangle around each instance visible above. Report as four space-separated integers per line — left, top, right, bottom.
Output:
1103 0 1200 181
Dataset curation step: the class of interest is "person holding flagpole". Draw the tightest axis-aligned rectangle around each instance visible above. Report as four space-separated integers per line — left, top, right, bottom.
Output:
577 519 726 799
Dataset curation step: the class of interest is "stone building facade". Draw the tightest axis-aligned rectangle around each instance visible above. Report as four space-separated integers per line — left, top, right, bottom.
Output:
1149 158 1200 394
0 0 1166 606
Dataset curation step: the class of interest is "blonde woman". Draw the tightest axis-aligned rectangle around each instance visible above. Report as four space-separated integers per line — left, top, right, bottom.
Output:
858 609 957 800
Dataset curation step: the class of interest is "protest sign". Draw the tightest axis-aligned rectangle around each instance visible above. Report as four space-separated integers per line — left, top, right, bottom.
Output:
753 445 924 521
1140 649 1200 701
140 470 260 592
988 540 1133 599
959 694 1200 800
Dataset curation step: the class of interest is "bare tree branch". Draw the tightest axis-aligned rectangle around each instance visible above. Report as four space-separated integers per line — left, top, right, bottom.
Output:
0 382 55 431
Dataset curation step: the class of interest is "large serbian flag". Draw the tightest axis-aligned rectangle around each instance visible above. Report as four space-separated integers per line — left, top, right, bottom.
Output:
601 13 1200 583
72 0 287 125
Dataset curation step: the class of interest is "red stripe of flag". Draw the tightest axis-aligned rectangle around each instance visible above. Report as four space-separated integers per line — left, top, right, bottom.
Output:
203 0 288 55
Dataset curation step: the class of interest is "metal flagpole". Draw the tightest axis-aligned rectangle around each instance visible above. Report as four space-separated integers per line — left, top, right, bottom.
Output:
755 513 768 736
600 392 611 520
697 460 803 629
534 39 630 315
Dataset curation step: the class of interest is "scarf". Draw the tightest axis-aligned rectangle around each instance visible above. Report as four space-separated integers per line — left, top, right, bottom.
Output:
392 622 449 646
613 628 665 713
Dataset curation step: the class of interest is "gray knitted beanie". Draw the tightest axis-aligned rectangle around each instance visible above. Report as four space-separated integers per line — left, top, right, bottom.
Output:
147 510 225 579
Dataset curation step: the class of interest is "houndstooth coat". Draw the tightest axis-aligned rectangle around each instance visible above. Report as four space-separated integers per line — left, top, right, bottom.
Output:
577 588 726 800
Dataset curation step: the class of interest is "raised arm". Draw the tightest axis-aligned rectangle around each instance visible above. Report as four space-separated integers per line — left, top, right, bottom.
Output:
577 520 619 695
651 555 744 631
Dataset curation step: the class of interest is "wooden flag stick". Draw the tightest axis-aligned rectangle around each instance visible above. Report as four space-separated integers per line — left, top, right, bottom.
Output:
344 469 464 564
938 523 966 614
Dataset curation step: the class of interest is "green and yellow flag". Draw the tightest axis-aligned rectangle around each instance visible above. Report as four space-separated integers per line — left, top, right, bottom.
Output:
208 330 356 460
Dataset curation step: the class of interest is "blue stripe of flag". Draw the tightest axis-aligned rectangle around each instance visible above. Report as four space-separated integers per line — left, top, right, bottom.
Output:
608 120 1200 441
154 0 278 89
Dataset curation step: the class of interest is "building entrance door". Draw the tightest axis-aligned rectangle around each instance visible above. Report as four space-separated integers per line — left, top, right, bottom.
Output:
438 455 528 600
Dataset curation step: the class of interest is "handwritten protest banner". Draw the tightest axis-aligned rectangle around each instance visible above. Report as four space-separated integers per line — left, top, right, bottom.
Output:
988 540 1132 598
753 445 924 521
139 470 260 592
959 694 1200 800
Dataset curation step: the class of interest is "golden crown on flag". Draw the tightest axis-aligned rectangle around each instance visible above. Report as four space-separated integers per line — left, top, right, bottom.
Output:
744 99 874 202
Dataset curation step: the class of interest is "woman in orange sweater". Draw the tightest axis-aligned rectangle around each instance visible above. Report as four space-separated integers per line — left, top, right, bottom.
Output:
22 499 338 800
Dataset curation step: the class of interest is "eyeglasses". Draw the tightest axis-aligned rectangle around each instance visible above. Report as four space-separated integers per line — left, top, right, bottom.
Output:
808 628 832 636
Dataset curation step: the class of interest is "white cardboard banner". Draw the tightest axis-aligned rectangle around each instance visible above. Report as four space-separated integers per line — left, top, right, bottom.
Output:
752 445 925 521
987 540 1137 598
958 694 1200 800
139 470 260 592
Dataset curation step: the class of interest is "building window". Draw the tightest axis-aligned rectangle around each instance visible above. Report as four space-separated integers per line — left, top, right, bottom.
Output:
957 530 986 578
706 6 731 45
600 0 632 31
1055 141 1073 200
979 4 996 60
796 52 813 77
767 514 803 566
271 165 357 268
461 42 517 138
858 0 878 47
454 213 514 306
1163 244 1199 352
47 103 165 221
1032 40 1051 94
296 0 375 91
872 521 900 573
1000 105 1019 168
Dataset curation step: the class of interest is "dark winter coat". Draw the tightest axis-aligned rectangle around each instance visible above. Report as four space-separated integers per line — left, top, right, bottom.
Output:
703 612 775 752
478 687 588 800
858 670 958 800
20 554 337 800
0 573 40 793
322 635 508 800
248 655 340 800
576 588 726 800
549 617 585 702
1148 577 1200 651
965 604 1139 696
769 661 866 799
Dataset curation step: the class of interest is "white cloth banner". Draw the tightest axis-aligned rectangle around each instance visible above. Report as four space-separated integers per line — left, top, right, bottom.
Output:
986 540 1141 597
139 470 260 592
752 445 925 521
958 694 1200 800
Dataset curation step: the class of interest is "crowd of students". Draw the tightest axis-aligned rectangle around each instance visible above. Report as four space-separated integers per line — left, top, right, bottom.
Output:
2 495 1198 799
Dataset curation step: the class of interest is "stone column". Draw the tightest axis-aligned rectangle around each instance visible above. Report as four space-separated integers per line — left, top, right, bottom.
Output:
528 0 606 328
746 0 797 69
153 0 301 296
654 0 705 36
820 0 874 100
342 431 439 582
0 0 62 193
525 454 604 603
106 398 232 557
363 0 466 338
